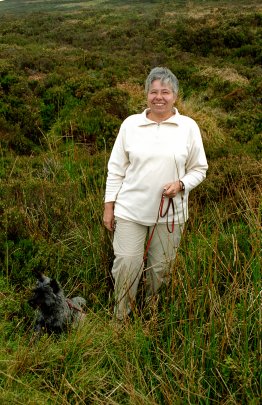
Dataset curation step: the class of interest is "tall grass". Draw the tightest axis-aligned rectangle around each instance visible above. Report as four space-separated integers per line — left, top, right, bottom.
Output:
0 143 260 403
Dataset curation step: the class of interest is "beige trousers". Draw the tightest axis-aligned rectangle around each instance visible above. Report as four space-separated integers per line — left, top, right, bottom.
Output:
112 217 184 320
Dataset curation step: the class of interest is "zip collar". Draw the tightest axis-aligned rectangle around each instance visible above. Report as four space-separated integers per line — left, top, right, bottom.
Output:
138 108 180 127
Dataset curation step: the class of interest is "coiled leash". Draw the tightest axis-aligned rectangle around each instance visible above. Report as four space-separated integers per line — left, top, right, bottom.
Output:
115 193 176 307
143 194 175 260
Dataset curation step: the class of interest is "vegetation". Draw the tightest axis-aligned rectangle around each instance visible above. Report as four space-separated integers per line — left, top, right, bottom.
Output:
0 0 261 403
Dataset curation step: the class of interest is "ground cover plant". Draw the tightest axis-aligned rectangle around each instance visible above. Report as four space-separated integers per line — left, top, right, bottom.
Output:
0 0 261 403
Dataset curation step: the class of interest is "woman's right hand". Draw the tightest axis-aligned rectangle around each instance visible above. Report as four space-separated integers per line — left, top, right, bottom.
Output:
103 202 115 232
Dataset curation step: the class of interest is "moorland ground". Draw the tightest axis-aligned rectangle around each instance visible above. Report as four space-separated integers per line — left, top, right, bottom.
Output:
0 0 261 403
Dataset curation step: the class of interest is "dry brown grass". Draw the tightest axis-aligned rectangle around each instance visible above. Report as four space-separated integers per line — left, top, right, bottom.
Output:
199 66 249 85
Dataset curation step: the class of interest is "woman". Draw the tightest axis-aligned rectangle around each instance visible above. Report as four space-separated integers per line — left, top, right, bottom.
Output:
103 67 208 320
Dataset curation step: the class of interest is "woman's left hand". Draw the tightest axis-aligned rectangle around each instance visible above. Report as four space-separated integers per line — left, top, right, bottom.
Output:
163 181 182 198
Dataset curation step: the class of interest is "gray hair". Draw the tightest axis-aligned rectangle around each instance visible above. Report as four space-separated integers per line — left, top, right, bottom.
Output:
145 67 179 95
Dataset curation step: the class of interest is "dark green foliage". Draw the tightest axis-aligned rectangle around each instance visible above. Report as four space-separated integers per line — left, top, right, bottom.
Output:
91 88 129 120
0 1 260 155
0 2 261 403
172 12 260 60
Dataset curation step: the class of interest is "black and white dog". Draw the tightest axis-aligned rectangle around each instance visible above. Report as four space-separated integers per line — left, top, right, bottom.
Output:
28 271 86 336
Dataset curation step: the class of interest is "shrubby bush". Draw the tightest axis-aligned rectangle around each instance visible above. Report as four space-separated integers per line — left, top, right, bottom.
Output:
65 74 106 99
172 13 258 61
48 107 121 151
0 2 259 155
225 109 261 144
90 87 129 120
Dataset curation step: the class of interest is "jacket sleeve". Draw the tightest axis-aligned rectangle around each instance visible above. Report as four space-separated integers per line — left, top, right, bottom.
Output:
104 123 130 202
181 120 208 192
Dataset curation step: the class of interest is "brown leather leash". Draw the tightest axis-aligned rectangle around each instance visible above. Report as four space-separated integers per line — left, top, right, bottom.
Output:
143 195 175 260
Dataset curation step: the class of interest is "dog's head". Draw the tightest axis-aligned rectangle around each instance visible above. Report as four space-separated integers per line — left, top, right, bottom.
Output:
28 272 61 310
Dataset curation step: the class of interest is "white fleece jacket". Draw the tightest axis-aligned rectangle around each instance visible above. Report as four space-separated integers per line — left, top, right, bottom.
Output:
105 108 208 225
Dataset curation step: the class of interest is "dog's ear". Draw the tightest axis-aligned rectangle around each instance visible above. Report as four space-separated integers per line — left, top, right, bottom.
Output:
49 279 60 294
33 269 45 281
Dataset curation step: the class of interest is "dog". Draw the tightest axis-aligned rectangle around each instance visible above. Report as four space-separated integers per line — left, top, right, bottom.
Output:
28 271 86 336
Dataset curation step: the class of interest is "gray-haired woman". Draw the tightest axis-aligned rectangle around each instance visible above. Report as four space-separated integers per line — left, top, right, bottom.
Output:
104 67 208 321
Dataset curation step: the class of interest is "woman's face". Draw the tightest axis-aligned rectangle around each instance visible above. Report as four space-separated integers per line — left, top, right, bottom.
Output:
147 80 177 119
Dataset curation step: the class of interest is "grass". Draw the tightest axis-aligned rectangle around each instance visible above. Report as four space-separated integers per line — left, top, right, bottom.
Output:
0 0 261 403
0 149 261 402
